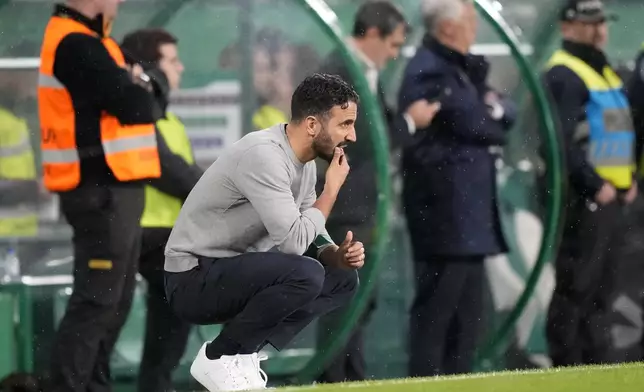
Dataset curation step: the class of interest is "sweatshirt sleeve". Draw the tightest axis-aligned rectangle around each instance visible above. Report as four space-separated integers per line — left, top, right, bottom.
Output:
300 185 336 258
234 144 326 255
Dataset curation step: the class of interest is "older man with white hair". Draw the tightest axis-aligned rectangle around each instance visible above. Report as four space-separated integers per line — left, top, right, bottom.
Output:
399 0 516 377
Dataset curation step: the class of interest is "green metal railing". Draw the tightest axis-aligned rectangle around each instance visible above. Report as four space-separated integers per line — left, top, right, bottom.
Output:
472 0 564 366
291 0 392 384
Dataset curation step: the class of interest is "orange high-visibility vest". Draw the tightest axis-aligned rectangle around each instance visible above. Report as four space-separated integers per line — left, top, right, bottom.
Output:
38 15 161 192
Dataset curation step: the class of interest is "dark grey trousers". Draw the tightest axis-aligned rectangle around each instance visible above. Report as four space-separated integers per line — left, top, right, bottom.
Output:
165 253 358 354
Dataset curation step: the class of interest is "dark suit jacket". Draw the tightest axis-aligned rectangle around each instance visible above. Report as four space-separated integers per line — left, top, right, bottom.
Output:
316 48 414 233
399 37 516 258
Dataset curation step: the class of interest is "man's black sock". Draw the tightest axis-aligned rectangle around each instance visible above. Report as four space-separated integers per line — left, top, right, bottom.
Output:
205 335 255 360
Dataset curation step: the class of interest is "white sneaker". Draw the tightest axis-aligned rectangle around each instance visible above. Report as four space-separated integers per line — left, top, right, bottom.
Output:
190 342 269 391
249 352 269 389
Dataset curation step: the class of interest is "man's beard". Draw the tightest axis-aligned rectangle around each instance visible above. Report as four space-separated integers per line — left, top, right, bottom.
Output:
312 124 337 163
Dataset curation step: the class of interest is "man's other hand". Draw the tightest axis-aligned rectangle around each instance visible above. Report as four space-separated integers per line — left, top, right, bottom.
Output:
337 231 364 270
406 99 441 130
595 182 617 205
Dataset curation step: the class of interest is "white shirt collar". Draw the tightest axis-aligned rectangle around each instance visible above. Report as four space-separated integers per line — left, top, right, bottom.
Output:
348 38 378 71
347 38 379 93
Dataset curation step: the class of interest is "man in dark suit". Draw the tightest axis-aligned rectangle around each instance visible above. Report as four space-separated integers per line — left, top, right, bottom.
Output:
400 0 517 377
315 0 440 383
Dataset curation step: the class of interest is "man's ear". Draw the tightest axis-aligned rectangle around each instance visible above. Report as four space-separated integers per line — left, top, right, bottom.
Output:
305 116 318 137
365 26 382 40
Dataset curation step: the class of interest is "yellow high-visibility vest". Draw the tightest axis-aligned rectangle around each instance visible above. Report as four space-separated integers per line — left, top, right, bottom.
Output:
140 112 195 228
253 105 288 131
546 50 635 189
0 107 38 237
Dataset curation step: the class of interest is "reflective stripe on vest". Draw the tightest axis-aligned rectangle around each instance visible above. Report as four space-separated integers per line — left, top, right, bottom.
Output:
140 113 195 228
0 134 31 157
546 49 635 189
0 108 37 181
0 207 37 237
37 16 161 192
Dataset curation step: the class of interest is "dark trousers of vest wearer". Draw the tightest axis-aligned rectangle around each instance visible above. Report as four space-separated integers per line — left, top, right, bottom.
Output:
547 199 624 367
165 253 358 357
48 185 144 392
138 228 192 392
316 223 376 383
408 255 485 377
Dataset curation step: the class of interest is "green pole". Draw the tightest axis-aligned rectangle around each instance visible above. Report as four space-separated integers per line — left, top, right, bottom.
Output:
291 0 392 384
472 0 563 366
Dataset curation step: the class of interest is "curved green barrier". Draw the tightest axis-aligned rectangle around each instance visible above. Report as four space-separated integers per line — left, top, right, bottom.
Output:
291 0 392 384
472 0 563 366
145 0 195 28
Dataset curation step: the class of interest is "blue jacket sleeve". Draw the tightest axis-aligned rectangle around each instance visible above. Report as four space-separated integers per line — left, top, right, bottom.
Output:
468 54 516 130
399 66 505 146
477 84 517 130
543 65 604 198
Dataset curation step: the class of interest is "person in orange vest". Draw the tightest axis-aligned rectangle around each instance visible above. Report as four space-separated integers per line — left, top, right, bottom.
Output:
37 2 162 391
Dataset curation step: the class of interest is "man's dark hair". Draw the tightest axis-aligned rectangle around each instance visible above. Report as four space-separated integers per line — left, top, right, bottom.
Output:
120 28 178 69
352 0 409 38
290 73 359 122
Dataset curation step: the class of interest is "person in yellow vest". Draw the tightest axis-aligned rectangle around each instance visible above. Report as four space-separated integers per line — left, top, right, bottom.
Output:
249 29 290 130
219 28 296 131
121 28 203 392
252 104 288 131
543 0 637 367
0 104 38 238
38 2 164 391
0 43 44 240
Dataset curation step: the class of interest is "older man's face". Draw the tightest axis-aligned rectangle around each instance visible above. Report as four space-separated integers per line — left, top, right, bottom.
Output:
440 1 478 53
460 1 478 50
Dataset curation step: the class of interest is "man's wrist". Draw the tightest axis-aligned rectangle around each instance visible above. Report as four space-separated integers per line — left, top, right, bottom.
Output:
322 185 340 199
319 244 340 266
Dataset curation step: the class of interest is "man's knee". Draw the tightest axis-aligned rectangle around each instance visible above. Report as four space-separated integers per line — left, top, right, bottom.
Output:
329 268 359 299
343 269 359 295
287 255 326 299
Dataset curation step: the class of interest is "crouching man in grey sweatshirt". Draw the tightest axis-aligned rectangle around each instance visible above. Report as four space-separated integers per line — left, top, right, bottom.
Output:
164 74 364 392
